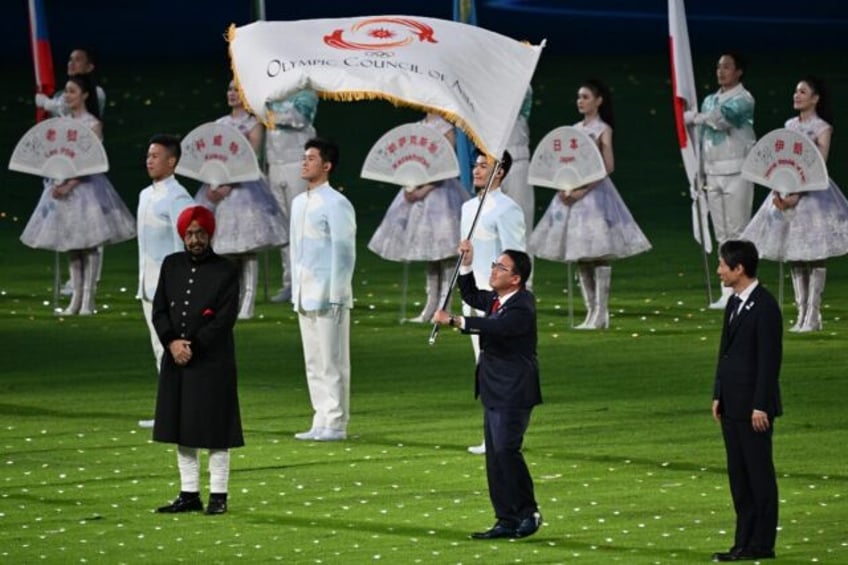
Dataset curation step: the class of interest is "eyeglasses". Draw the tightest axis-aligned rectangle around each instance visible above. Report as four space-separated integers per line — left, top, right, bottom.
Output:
490 261 514 274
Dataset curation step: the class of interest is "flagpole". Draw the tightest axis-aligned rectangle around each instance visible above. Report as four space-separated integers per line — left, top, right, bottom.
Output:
399 261 410 322
559 201 574 327
694 150 714 305
453 0 478 195
28 0 60 309
669 0 714 306
253 0 266 21
252 0 271 303
429 159 501 346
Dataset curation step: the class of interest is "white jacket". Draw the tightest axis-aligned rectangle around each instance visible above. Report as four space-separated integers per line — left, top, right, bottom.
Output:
290 184 357 311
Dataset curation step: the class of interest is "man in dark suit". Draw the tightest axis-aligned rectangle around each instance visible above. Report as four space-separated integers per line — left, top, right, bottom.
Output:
433 240 542 539
711 240 782 562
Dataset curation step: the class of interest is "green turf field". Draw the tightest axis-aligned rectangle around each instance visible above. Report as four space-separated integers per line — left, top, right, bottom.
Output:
1 53 846 563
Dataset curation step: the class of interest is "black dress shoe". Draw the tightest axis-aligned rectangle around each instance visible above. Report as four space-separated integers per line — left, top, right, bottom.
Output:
712 547 775 561
205 494 228 515
514 512 543 538
470 522 517 539
156 493 203 513
737 549 775 560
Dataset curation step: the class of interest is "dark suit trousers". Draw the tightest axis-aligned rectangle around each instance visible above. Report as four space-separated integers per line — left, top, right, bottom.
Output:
484 406 538 525
721 418 778 552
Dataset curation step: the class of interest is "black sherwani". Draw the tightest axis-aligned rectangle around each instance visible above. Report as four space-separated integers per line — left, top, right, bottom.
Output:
713 284 782 553
458 271 541 526
152 249 244 449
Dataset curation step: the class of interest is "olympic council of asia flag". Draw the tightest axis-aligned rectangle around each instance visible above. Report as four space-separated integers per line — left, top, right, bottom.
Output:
228 16 544 159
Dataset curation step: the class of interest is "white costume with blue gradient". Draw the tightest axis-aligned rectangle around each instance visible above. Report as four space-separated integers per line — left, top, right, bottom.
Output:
290 182 356 434
697 83 756 244
137 175 193 369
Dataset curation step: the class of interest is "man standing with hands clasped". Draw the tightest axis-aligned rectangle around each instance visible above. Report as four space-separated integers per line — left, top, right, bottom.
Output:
711 240 782 562
432 239 542 540
152 206 244 516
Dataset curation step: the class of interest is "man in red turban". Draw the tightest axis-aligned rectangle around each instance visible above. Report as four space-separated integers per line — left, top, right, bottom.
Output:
176 205 216 241
151 204 243 515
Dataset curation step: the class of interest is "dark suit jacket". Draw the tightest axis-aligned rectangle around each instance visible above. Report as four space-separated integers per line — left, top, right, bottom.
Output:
714 284 783 421
152 249 244 449
457 272 541 409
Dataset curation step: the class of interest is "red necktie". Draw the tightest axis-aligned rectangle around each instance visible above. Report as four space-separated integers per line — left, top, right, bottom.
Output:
490 298 501 315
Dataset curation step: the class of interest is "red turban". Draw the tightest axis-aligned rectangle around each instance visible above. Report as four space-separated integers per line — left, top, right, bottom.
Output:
176 205 216 239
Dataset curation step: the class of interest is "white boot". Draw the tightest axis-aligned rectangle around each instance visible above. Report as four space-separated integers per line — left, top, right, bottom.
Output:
588 265 611 329
800 267 826 332
788 264 809 332
94 245 104 282
79 249 99 315
709 286 734 310
60 254 83 316
467 440 486 455
408 262 441 323
574 264 596 329
237 254 258 320
60 278 73 297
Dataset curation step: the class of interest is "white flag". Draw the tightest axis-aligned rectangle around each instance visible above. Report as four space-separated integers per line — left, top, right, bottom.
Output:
228 16 544 159
668 0 711 251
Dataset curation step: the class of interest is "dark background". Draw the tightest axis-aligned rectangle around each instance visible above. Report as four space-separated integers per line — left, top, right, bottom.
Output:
2 1 847 240
3 1 848 60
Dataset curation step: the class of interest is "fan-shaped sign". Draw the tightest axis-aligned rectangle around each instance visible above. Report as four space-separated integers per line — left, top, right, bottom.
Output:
529 126 606 192
361 122 459 187
176 122 261 186
742 128 829 194
8 117 108 182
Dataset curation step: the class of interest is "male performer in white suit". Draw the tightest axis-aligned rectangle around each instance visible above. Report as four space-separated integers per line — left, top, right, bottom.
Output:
137 134 194 428
461 151 526 454
290 138 356 442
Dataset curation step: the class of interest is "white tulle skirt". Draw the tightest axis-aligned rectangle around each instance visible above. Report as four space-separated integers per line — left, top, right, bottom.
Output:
529 177 651 262
368 178 469 262
741 180 848 262
20 174 136 251
195 177 287 254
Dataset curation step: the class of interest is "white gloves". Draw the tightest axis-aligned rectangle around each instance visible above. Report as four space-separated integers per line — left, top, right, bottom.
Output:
35 93 62 114
683 110 706 126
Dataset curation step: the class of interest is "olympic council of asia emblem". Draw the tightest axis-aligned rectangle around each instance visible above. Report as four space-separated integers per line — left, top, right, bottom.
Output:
324 17 438 51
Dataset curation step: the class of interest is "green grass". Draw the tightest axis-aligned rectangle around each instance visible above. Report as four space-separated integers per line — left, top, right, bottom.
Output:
2 53 848 563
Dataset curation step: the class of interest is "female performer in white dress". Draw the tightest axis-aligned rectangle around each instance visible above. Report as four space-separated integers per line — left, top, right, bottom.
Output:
20 74 136 315
529 79 651 329
741 76 848 332
368 113 470 322
195 81 287 320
